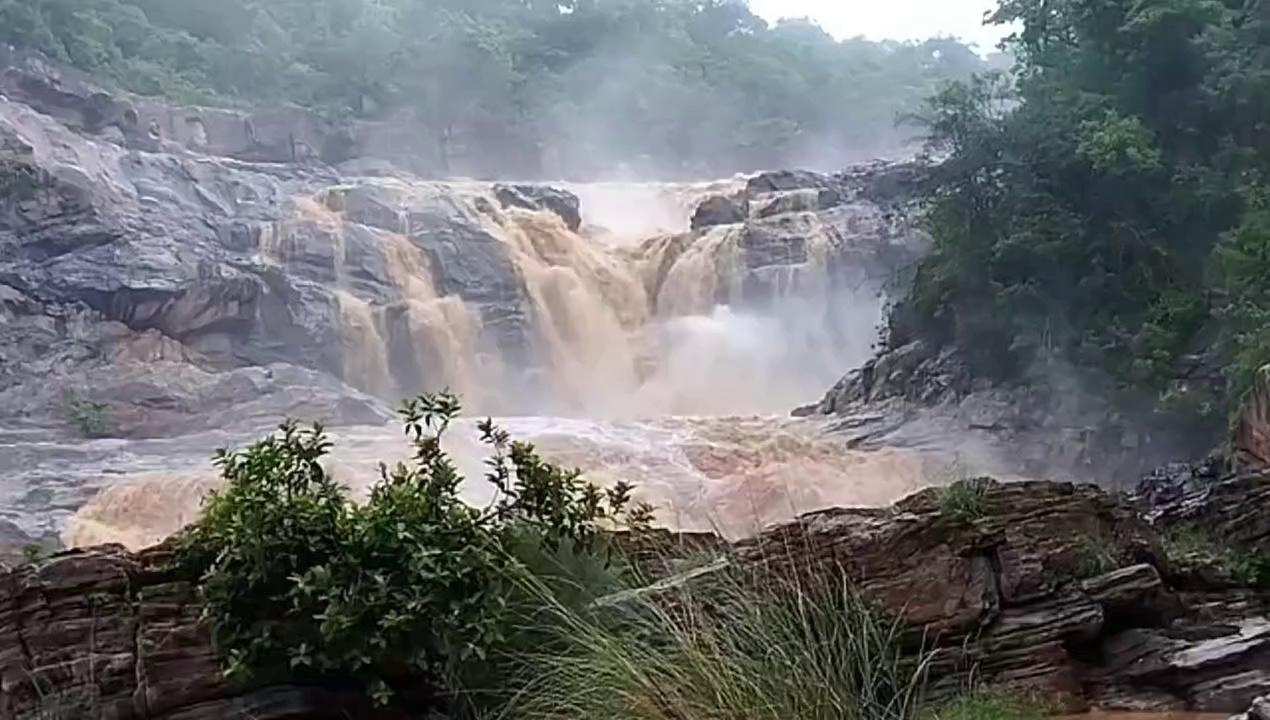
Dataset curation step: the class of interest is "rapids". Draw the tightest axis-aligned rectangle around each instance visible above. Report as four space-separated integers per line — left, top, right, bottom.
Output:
4 173 938 550
62 415 931 549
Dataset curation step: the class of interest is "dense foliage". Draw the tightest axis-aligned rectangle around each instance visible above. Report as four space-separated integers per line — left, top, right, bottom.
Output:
177 392 652 708
889 0 1270 419
0 0 991 176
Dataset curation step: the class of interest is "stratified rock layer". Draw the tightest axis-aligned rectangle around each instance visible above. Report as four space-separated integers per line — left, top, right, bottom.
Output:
2 478 1267 719
737 477 1270 711
0 545 395 720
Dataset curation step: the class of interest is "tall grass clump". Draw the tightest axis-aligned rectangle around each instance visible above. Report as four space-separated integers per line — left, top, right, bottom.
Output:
938 477 995 523
506 559 933 720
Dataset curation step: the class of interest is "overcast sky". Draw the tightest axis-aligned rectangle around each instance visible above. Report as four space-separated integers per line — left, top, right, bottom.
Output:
748 0 1010 53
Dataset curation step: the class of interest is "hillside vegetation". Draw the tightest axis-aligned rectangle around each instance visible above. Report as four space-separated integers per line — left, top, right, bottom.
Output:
890 0 1270 423
0 0 992 176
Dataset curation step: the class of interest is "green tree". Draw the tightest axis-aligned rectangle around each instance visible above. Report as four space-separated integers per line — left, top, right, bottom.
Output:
890 0 1270 423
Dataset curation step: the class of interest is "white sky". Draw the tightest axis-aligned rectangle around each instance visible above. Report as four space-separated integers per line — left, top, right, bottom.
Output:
748 0 1010 53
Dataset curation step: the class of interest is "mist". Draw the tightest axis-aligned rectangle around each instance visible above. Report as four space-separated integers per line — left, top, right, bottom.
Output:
2 0 991 182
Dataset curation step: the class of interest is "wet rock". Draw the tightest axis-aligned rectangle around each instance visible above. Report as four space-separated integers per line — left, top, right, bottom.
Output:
493 183 582 231
690 194 748 229
805 340 1212 488
746 169 832 195
1229 694 1270 720
751 188 841 218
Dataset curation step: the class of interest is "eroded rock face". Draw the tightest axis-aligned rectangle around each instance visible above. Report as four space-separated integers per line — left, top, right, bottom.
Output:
0 76 922 433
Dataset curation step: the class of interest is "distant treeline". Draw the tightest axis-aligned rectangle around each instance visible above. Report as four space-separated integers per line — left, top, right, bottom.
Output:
0 0 997 176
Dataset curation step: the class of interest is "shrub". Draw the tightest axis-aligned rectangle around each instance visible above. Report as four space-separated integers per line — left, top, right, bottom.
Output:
177 392 652 708
61 392 113 438
0 160 41 201
508 559 932 720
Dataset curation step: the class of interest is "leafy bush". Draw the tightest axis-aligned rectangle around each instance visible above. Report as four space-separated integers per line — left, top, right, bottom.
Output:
509 559 932 720
177 392 652 708
938 477 995 524
61 392 113 438
889 0 1270 424
0 161 41 201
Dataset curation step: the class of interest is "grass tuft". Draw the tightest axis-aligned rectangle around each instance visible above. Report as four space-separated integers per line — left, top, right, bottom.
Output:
503 559 933 720
938 477 995 523
1074 533 1124 578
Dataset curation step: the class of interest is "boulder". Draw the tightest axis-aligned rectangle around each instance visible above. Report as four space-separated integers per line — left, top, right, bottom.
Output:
751 188 841 218
493 184 582 231
1229 694 1270 720
690 194 748 229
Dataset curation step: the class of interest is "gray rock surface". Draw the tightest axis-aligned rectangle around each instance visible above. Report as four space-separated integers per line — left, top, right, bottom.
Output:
1229 694 1270 720
797 339 1213 488
691 194 748 228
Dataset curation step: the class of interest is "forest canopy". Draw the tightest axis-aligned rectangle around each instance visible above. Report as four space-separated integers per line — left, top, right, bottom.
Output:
0 0 994 177
890 0 1270 422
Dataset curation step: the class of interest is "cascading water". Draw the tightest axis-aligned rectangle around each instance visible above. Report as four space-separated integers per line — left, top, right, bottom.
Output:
58 173 938 548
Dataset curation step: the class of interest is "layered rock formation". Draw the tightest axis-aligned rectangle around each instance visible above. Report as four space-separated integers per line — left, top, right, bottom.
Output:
2 474 1266 720
0 544 393 720
0 54 921 429
736 474 1270 712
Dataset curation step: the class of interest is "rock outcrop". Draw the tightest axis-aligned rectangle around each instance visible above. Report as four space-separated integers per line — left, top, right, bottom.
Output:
724 477 1269 712
0 60 921 434
1231 695 1270 720
0 544 398 720
797 339 1216 489
3 476 1267 718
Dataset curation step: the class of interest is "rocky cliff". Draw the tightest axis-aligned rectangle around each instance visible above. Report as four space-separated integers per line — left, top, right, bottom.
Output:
1 472 1266 720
